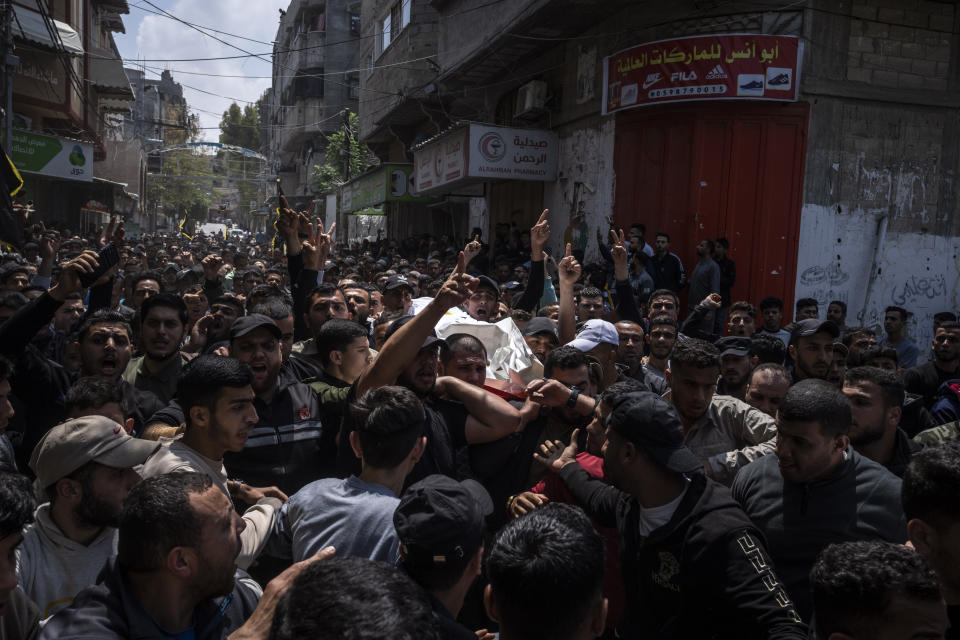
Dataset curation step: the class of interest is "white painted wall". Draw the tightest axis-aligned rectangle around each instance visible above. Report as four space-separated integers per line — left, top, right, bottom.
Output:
794 203 960 354
542 118 616 263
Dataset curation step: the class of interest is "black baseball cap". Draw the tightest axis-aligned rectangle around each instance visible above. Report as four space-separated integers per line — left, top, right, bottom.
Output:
394 475 493 566
790 319 840 345
714 336 751 357
607 392 702 474
474 275 500 299
522 317 559 342
229 313 281 341
384 274 414 293
384 315 442 350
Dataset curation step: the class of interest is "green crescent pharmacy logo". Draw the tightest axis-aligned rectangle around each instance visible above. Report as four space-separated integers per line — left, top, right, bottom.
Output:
68 145 85 166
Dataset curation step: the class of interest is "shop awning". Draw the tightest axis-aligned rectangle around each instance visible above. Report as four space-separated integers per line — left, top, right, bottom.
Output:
12 6 84 56
89 52 134 98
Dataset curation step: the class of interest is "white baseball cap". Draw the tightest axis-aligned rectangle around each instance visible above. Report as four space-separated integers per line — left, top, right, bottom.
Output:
567 319 620 352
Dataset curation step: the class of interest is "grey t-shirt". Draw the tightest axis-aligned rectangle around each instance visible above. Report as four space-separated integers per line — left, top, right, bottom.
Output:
270 475 400 564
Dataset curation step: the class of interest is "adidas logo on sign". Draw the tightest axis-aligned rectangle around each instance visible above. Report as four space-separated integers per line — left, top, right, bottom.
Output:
706 65 727 80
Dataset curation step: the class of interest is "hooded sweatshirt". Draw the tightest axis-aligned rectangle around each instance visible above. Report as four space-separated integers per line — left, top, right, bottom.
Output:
16 504 117 618
559 466 808 639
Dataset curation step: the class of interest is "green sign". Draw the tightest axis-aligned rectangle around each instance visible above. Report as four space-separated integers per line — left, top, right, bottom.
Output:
340 164 432 214
10 129 93 182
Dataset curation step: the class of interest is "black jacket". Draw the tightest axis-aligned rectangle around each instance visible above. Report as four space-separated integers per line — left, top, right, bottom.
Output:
148 376 333 496
37 560 257 640
559 466 808 639
904 360 960 409
731 449 906 620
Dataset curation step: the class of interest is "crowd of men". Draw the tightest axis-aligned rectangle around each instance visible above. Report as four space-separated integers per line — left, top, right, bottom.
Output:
0 204 959 639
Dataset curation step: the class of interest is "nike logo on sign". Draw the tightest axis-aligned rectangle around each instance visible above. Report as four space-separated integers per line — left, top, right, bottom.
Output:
642 73 662 90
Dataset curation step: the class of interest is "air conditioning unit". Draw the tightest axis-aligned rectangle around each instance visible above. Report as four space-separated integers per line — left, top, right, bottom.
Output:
514 80 547 119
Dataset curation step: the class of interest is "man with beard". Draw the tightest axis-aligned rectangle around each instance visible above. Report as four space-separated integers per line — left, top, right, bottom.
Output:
17 416 159 617
123 294 190 404
880 306 921 369
39 472 332 640
842 366 919 477
732 380 906 621
647 233 685 293
141 356 285 570
615 320 665 393
715 336 754 400
540 392 807 640
439 334 487 388
644 314 678 385
288 284 351 379
842 326 878 367
744 364 791 418
665 339 777 485
381 275 415 316
904 321 960 409
147 316 329 496
788 319 839 382
338 253 522 487
342 284 370 329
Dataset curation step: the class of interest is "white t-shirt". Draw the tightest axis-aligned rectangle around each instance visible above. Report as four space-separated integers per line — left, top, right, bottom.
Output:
638 478 690 537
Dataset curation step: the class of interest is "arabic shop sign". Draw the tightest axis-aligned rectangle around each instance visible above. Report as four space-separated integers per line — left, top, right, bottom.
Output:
602 34 802 113
341 164 432 214
414 124 558 194
468 124 558 182
415 128 468 192
10 129 93 182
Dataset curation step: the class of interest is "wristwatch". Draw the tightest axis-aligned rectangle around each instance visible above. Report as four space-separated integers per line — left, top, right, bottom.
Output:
566 387 580 408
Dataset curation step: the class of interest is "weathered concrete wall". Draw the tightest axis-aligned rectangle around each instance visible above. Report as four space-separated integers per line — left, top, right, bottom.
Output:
796 0 960 349
542 119 616 264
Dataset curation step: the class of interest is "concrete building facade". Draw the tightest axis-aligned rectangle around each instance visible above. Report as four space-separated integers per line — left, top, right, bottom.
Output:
356 0 960 350
263 0 363 208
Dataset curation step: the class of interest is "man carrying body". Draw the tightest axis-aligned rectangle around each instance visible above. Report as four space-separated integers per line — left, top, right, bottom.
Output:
522 317 559 364
731 379 907 620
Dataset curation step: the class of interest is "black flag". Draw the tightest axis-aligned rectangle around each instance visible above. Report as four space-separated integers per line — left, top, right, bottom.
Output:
0 144 24 251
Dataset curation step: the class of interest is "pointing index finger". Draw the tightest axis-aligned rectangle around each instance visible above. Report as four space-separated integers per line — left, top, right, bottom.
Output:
565 242 572 258
536 208 549 226
453 250 466 274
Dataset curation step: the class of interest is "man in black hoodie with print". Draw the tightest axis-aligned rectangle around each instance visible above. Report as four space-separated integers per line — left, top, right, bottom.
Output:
540 391 806 639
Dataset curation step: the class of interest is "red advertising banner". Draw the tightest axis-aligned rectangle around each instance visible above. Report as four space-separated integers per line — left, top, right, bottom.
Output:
602 34 802 114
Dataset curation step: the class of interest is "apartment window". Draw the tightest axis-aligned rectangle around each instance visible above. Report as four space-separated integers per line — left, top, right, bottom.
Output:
294 68 324 98
348 75 360 100
376 0 411 57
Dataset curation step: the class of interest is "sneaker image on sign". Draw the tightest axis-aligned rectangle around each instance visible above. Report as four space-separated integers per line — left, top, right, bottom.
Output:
705 65 727 80
737 74 765 96
766 67 792 90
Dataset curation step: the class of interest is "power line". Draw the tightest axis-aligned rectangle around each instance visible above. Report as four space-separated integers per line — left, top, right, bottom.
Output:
127 1 274 46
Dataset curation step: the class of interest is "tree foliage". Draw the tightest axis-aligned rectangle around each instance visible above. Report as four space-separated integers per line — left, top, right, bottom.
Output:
218 102 260 151
313 111 378 194
147 148 214 227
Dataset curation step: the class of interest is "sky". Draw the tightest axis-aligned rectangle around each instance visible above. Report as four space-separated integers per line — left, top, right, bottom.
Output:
114 0 291 142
